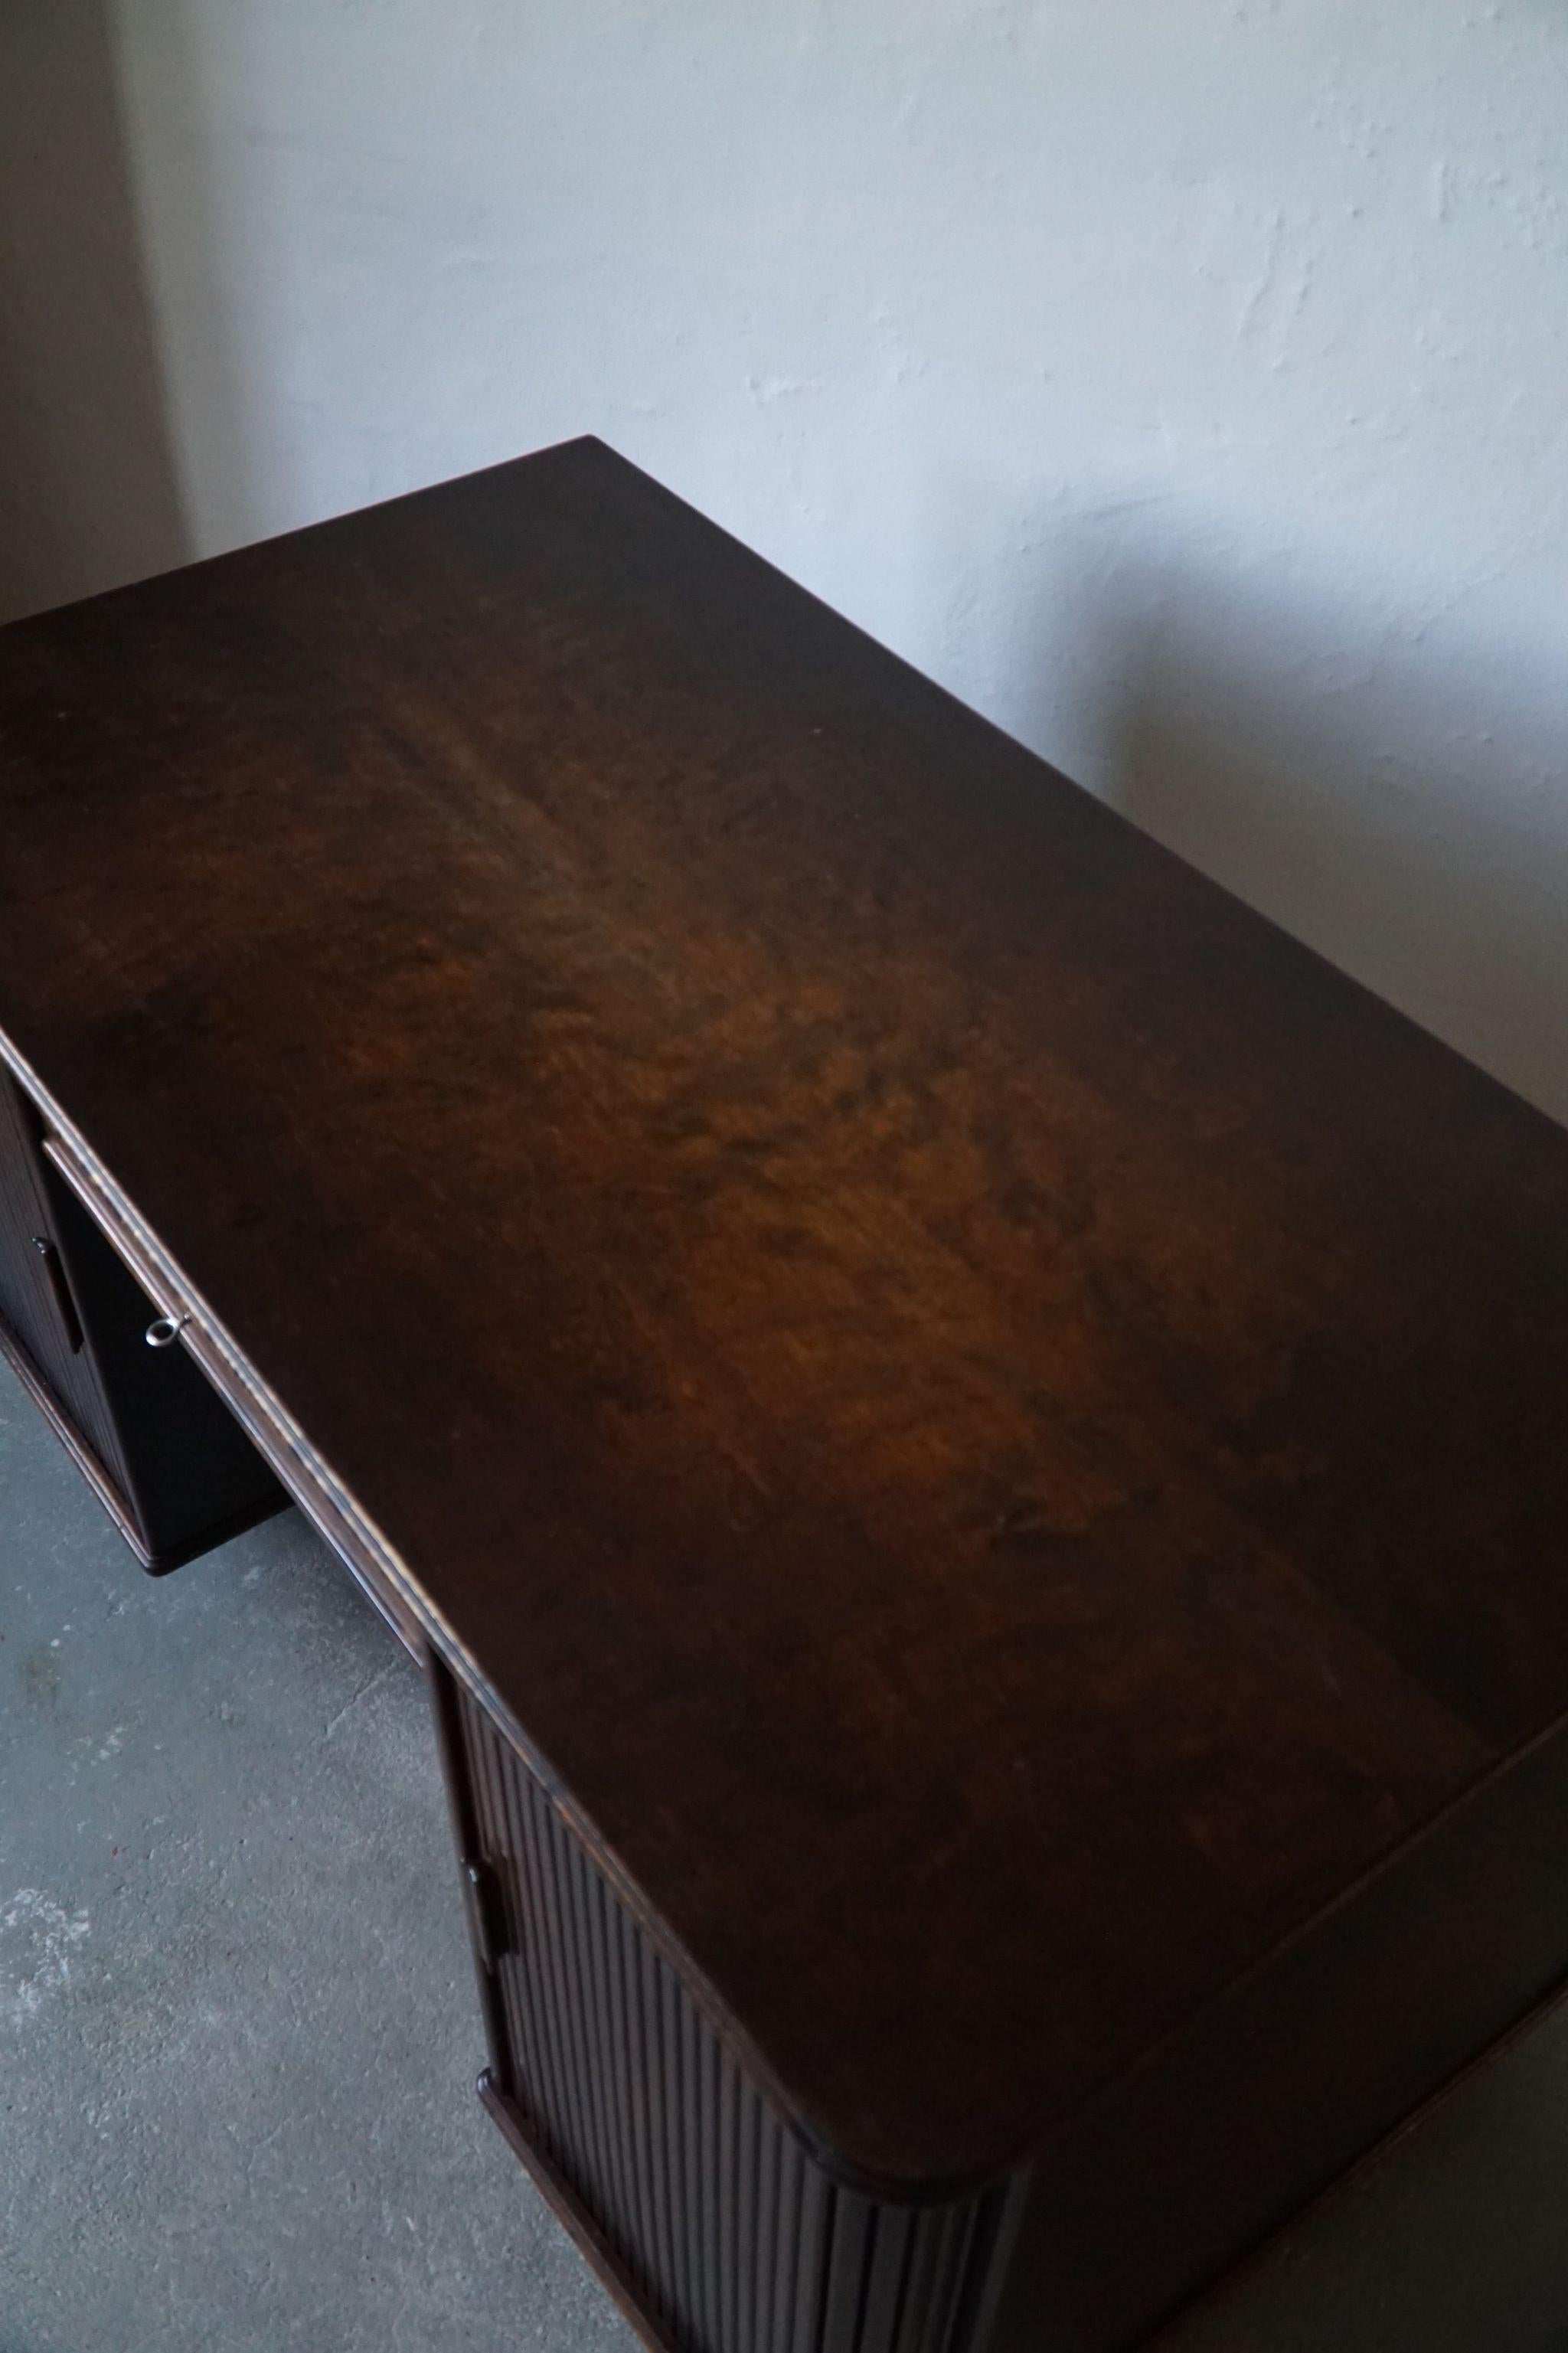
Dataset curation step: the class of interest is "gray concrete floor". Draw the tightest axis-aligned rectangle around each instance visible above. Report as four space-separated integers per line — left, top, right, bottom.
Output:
7 1352 1568 2351
0 1358 635 2353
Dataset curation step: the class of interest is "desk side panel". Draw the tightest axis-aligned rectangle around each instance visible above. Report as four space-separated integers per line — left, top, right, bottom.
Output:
39 1147 284 1564
0 1067 139 1503
978 1707 1568 2351
1 1065 283 1568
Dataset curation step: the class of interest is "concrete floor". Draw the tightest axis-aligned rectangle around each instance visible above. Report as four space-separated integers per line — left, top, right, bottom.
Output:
6 1351 1568 2351
0 1359 635 2353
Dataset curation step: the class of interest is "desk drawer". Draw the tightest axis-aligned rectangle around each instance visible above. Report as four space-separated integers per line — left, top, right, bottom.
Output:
43 1131 424 1658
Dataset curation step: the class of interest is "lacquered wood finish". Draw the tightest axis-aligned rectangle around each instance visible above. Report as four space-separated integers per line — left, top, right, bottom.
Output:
4 439 1568 2214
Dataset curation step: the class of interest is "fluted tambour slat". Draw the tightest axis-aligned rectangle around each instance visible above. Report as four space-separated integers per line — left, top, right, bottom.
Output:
454 1688 1003 2353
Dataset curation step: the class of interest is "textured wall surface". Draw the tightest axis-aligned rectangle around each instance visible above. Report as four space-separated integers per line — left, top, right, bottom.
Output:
2 0 1566 1114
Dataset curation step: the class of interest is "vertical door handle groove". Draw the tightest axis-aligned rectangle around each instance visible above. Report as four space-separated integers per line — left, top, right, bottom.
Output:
463 1858 508 1974
32 1236 84 1353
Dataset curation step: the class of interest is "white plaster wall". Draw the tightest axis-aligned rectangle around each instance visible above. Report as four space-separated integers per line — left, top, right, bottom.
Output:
5 2 1567 1113
0 5 184 613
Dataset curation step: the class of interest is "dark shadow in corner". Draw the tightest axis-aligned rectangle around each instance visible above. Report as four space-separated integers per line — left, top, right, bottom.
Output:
0 2 186 623
1050 538 1568 1129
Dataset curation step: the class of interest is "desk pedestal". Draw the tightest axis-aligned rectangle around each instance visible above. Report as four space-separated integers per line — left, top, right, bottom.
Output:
0 1070 283 1570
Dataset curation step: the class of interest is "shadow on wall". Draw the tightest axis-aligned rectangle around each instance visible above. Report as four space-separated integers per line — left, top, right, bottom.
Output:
0 2 185 623
1001 518 1568 1129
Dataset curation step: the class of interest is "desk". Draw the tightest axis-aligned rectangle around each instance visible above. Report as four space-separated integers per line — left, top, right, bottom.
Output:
5 438 1568 2351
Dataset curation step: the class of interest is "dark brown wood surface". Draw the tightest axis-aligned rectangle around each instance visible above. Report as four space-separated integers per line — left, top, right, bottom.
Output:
3 438 1568 2197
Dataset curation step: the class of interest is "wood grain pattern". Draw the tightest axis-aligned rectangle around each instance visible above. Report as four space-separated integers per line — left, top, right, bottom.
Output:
2 439 1568 2198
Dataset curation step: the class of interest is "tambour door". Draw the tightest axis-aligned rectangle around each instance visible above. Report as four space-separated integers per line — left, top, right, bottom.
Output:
430 1655 1015 2353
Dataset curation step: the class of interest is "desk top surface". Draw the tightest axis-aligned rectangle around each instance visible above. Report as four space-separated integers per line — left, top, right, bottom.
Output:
3 438 1568 2193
